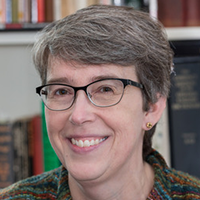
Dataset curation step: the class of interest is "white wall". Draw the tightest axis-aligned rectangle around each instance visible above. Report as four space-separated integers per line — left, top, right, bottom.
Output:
0 43 41 122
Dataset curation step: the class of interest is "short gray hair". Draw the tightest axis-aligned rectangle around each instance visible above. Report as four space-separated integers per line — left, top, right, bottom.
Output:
32 5 174 158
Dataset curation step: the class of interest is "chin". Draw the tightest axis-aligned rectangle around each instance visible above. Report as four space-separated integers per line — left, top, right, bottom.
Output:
66 161 107 183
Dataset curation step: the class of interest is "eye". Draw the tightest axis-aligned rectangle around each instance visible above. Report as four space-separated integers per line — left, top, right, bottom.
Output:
99 86 114 93
55 88 69 95
48 85 74 98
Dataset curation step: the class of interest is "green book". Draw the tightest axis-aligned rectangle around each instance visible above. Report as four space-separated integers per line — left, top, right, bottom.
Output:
41 103 60 172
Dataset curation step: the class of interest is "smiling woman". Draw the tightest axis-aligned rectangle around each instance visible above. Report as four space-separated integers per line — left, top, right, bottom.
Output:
1 4 200 200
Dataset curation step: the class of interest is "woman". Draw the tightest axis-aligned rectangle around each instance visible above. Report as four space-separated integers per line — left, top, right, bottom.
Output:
1 5 200 200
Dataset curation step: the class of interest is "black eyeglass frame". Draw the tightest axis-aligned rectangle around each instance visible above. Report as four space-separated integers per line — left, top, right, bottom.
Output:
36 78 144 111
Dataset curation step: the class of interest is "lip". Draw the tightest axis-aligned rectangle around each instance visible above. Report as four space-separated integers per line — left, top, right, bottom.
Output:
66 136 109 154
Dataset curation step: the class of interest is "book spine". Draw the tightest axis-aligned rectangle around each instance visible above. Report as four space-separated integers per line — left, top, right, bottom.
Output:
6 0 12 23
45 0 53 22
37 0 45 23
99 0 112 5
149 0 157 18
31 115 44 175
12 0 18 23
41 103 60 172
0 0 6 23
61 0 67 18
24 0 31 23
157 0 184 27
74 0 87 10
17 0 24 23
21 120 31 179
31 0 38 23
112 0 125 6
53 0 61 20
0 124 14 189
87 0 100 6
12 121 23 182
184 0 200 26
169 56 200 178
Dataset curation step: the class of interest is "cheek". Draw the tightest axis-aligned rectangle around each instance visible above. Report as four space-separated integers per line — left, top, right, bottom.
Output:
45 109 67 133
45 109 68 159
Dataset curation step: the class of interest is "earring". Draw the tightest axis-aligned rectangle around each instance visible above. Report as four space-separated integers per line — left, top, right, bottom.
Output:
146 122 152 129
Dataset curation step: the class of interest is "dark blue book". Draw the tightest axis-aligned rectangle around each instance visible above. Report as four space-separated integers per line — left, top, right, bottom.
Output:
168 56 200 178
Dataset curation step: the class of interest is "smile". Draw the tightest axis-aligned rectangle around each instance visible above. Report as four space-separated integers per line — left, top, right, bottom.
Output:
71 137 108 148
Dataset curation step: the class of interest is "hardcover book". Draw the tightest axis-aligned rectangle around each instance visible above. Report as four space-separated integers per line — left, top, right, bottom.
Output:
168 56 200 178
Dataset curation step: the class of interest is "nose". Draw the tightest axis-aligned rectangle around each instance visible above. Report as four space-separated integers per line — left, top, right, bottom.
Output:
69 90 95 125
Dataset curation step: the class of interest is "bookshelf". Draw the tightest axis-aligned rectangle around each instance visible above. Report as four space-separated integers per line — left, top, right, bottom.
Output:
0 3 200 187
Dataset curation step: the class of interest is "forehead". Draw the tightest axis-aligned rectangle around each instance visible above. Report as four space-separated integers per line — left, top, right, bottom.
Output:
47 58 138 85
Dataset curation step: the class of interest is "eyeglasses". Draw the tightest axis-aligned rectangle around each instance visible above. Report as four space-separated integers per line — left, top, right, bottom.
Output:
36 78 143 111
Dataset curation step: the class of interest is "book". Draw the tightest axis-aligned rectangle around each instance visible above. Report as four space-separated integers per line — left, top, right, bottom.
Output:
0 0 6 23
24 0 31 23
18 0 24 23
31 0 38 23
30 115 44 175
41 103 60 172
12 0 18 23
0 123 14 188
87 0 100 6
124 0 142 9
37 0 45 23
112 0 125 6
168 55 200 178
12 119 31 182
157 0 184 27
45 0 54 22
53 0 61 20
5 0 12 23
61 0 77 18
99 0 112 5
184 0 200 26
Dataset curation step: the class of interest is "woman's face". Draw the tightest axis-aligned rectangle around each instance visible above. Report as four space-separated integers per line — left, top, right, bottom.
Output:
45 59 150 183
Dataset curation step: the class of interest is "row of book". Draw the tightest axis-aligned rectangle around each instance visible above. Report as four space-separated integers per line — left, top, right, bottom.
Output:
0 0 149 30
0 0 112 27
1 0 200 30
158 0 200 27
0 105 61 189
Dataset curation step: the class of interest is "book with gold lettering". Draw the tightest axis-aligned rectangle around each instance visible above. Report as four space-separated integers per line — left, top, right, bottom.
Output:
168 46 200 178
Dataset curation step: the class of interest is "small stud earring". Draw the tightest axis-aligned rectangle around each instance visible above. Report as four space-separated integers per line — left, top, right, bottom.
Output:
146 122 152 129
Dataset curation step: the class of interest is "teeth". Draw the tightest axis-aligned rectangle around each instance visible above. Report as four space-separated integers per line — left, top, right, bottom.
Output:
71 137 107 148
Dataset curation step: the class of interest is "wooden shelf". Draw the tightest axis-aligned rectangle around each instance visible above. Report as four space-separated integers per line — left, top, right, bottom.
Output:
0 31 37 45
166 27 200 41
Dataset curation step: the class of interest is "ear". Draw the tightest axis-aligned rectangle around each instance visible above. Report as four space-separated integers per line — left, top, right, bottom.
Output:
142 94 166 131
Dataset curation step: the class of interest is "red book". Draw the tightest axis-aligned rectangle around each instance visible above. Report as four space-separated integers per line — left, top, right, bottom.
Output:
157 0 184 27
5 23 22 29
31 115 44 175
37 0 45 23
184 0 200 26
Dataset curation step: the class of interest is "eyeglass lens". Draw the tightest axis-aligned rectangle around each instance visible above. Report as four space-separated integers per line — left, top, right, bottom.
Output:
40 79 124 111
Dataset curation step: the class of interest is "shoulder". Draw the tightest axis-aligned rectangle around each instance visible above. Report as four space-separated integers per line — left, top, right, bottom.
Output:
167 168 200 199
0 166 63 200
147 149 200 199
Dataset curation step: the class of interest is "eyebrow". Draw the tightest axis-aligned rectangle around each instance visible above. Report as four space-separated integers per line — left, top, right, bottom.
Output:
47 77 70 84
47 74 120 85
92 75 120 82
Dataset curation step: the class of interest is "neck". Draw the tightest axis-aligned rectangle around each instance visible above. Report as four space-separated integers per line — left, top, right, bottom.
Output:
69 160 154 200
